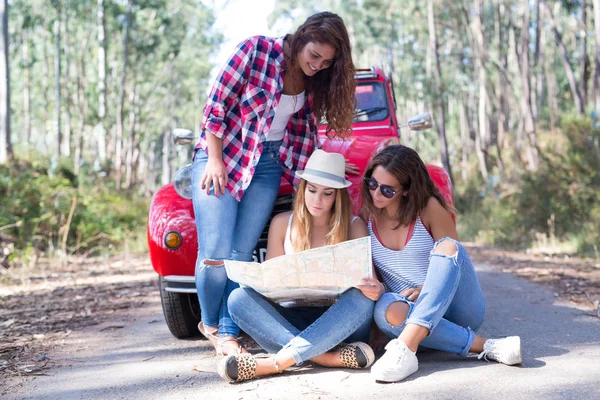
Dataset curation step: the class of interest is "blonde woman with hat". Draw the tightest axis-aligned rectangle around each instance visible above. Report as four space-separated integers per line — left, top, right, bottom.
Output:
219 150 385 383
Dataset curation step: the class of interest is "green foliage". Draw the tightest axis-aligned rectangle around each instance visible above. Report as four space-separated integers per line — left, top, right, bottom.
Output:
457 115 600 254
0 160 148 259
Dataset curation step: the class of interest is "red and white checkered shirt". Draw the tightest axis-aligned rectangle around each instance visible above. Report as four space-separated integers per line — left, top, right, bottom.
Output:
194 35 318 201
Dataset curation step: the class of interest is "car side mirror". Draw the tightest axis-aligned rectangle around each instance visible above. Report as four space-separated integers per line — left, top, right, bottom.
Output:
172 128 196 145
407 112 433 131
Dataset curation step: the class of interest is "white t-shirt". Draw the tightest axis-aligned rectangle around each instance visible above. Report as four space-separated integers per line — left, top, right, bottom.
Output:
266 92 305 141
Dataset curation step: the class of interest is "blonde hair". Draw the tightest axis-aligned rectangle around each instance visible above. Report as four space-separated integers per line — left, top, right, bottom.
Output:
290 179 353 252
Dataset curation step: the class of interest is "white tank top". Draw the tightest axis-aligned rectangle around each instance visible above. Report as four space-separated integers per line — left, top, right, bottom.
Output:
266 92 305 141
281 213 359 308
284 213 359 254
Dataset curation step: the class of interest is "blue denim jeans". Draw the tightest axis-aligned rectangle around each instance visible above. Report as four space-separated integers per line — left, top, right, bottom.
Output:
228 287 374 365
373 238 486 357
191 140 283 337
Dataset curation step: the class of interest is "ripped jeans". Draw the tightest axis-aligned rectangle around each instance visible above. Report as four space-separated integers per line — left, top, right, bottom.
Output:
373 238 486 357
191 140 283 337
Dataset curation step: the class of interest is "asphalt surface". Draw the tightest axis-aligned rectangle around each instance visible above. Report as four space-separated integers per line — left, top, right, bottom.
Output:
6 262 600 400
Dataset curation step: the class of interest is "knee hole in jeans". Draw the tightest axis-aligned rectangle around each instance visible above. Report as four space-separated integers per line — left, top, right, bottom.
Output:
432 239 458 257
386 301 410 326
202 259 225 267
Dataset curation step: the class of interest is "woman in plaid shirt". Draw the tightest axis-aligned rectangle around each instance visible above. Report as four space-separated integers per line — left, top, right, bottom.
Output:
192 11 356 356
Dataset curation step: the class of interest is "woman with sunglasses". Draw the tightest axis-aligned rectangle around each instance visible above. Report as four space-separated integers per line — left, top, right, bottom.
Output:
361 145 522 383
217 150 384 383
191 12 356 356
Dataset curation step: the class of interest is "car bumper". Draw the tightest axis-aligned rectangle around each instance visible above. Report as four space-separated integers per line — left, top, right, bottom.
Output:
162 275 197 294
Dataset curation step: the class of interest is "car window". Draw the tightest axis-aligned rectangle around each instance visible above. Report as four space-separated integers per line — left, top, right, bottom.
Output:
354 83 389 122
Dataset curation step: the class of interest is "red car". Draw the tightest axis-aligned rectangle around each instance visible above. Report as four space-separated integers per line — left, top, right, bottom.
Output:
147 67 454 338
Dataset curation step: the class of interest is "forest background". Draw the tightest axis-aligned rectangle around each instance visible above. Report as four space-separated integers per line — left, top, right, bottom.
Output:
1 0 599 277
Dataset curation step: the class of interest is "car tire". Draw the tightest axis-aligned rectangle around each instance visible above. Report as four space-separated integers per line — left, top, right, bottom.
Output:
159 276 202 339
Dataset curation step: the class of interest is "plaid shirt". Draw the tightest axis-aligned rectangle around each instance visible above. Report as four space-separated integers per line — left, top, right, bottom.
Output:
194 35 318 201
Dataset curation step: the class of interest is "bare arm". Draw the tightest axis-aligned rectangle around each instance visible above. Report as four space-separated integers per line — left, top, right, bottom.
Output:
349 217 369 239
421 197 459 242
265 212 292 261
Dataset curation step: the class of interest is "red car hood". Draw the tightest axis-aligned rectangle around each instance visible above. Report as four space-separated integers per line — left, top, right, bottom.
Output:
319 134 400 175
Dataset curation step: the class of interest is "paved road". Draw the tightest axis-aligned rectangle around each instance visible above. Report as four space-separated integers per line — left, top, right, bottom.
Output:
6 262 600 400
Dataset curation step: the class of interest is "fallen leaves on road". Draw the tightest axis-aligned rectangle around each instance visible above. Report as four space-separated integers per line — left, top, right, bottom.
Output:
0 253 157 392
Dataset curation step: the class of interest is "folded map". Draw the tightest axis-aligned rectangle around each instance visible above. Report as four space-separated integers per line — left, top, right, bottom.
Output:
224 236 372 303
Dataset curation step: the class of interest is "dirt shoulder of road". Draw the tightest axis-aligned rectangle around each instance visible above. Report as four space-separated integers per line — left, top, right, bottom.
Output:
0 254 158 394
464 243 600 311
1 246 599 394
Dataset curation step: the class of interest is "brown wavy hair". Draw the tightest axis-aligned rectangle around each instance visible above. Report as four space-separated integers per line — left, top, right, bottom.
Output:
361 145 455 228
288 11 356 138
291 179 353 252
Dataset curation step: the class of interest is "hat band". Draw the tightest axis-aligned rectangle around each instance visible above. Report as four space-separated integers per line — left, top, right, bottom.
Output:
302 168 346 184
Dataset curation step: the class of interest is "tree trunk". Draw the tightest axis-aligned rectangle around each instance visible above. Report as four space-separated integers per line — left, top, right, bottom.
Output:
580 0 589 109
62 6 71 156
115 0 134 191
518 0 539 171
531 0 541 120
593 0 600 110
161 131 171 186
468 87 488 180
97 0 107 163
194 85 201 137
73 29 91 176
470 0 490 180
22 28 32 143
41 13 50 147
427 0 453 184
535 34 545 129
125 78 139 190
144 141 156 197
493 3 506 174
507 23 523 160
54 3 62 157
458 98 469 182
0 0 11 164
541 1 584 114
542 25 559 130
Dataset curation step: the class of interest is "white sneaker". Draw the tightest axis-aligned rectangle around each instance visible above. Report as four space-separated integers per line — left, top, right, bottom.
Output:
371 339 419 382
478 336 522 365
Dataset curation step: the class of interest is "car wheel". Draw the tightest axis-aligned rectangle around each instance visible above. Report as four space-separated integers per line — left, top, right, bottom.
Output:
159 276 201 339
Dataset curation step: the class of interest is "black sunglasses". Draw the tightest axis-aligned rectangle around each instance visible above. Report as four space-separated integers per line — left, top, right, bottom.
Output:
364 176 399 199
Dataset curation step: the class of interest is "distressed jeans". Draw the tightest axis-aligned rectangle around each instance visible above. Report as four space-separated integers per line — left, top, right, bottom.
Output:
374 238 486 356
191 140 283 337
228 287 374 365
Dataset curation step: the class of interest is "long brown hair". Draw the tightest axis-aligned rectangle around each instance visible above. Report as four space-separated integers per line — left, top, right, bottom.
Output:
291 179 353 252
288 11 356 137
361 145 455 228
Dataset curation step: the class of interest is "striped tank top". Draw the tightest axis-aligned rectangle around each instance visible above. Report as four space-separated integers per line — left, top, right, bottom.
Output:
368 217 434 293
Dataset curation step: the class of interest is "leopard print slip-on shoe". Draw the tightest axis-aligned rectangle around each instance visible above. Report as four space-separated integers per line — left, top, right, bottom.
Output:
339 342 376 369
218 353 257 383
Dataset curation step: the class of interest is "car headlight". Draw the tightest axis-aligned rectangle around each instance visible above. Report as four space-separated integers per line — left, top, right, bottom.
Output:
173 164 192 199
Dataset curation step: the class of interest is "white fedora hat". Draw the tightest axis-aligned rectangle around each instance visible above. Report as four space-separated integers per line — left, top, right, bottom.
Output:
296 149 351 188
